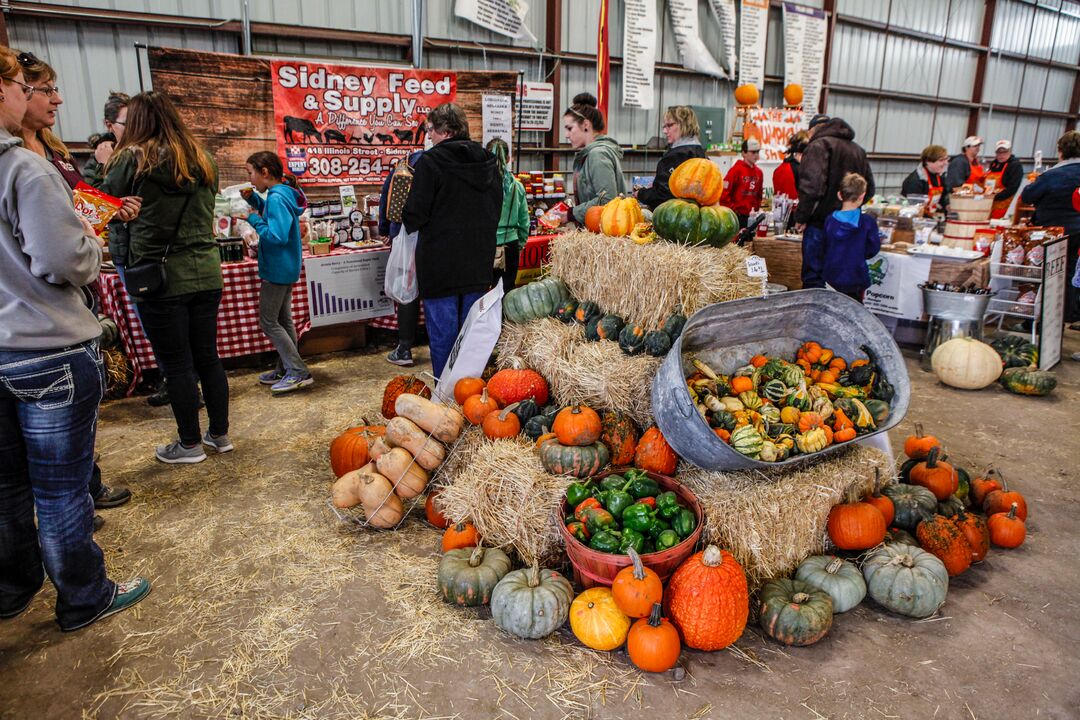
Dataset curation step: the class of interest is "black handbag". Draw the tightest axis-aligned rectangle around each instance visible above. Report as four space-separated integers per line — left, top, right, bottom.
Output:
124 192 193 297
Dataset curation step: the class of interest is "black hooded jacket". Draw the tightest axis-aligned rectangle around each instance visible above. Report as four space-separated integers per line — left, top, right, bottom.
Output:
403 139 503 299
794 118 876 226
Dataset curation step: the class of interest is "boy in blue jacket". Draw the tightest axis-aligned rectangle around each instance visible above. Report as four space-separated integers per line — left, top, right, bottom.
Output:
242 151 312 394
821 173 881 302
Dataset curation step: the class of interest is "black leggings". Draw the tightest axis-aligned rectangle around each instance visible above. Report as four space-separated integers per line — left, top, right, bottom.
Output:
493 244 520 295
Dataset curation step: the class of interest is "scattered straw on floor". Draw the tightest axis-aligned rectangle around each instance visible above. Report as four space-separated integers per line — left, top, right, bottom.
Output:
679 444 893 592
547 230 762 329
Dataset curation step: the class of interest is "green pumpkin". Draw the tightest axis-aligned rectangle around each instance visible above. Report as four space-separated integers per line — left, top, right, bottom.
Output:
730 424 764 457
438 546 513 606
523 414 553 441
512 399 540 425
643 330 673 357
759 578 834 646
761 379 789 402
574 301 601 325
490 565 574 639
991 335 1039 368
937 494 965 518
502 277 569 324
652 198 739 248
618 324 647 355
662 309 687 340
862 398 890 425
538 438 610 477
708 409 737 431
999 366 1056 396
584 315 602 342
596 314 625 341
862 544 948 618
555 299 579 324
795 555 866 613
954 466 971 501
899 457 920 483
885 527 919 547
882 483 938 530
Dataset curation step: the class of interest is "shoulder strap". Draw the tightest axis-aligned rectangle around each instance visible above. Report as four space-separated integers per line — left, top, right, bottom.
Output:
160 191 195 264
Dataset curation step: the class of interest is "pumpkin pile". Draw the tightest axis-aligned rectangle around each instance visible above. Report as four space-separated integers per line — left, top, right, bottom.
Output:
651 158 740 248
686 342 894 462
556 296 686 358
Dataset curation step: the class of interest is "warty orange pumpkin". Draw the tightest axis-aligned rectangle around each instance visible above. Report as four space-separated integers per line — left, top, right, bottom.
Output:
634 427 677 475
665 545 749 651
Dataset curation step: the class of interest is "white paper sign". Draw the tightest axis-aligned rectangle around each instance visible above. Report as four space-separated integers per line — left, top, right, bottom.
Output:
455 0 532 40
1039 236 1067 369
782 2 828 113
516 80 553 131
864 252 932 320
707 0 738 80
622 0 657 109
482 94 514 157
668 0 728 79
745 255 768 277
305 250 394 327
739 0 770 90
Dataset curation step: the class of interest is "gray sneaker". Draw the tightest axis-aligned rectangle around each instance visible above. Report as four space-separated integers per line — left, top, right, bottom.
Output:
271 373 314 395
155 440 207 464
202 431 234 453
386 346 414 367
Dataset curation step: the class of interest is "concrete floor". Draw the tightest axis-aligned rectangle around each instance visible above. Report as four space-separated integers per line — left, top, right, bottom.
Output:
1 332 1078 720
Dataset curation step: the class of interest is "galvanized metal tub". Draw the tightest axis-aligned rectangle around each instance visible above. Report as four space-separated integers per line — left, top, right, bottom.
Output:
921 287 994 321
651 288 910 472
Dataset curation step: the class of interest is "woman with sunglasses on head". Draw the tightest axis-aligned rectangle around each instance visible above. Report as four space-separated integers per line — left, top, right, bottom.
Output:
563 93 625 223
636 106 706 210
0 45 150 631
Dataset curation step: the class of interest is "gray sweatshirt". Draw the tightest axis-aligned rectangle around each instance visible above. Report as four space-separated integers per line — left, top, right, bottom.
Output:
0 130 102 351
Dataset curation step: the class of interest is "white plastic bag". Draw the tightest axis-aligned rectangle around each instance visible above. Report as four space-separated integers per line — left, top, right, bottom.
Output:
221 183 254 217
434 283 505 403
384 226 418 304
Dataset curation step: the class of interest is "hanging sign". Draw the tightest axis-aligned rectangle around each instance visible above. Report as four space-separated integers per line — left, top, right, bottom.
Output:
516 80 553 131
454 0 533 41
482 94 514 156
622 0 657 109
782 2 828 112
669 0 728 79
746 108 806 162
739 0 770 89
707 0 738 80
305 250 394 327
270 60 456 186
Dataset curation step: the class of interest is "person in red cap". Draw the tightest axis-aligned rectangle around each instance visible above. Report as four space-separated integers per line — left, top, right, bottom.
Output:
946 136 986 189
985 140 1025 219
720 138 764 231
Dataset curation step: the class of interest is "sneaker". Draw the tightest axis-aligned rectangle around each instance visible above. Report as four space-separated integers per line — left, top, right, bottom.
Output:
146 384 170 407
93 514 104 532
94 484 132 509
1071 351 1080 362
271 373 314 395
259 369 285 385
155 440 207 464
202 431 234 453
63 577 151 632
386 346 414 367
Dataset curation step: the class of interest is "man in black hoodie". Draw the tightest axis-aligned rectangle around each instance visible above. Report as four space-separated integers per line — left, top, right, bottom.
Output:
794 116 875 288
403 103 502 377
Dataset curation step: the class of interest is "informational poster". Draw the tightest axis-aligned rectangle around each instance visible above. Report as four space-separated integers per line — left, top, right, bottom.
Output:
707 0 738 79
515 234 554 285
1039 235 1067 369
454 0 532 40
271 60 455 186
739 0 770 90
482 94 514 156
782 2 828 112
622 0 657 109
305 250 394 327
668 0 728 79
864 252 932 319
746 108 806 161
516 80 554 131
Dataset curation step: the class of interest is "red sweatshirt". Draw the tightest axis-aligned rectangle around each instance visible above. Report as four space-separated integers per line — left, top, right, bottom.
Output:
721 159 764 216
772 158 798 200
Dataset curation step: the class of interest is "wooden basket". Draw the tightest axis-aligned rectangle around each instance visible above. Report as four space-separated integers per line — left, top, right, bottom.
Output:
559 469 703 588
949 195 993 221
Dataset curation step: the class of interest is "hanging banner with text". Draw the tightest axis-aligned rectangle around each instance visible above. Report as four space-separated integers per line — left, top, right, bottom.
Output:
746 107 806 162
270 60 456 186
454 0 535 41
707 0 738 80
669 0 728 79
739 0 770 90
782 2 828 113
516 80 553 131
622 0 657 109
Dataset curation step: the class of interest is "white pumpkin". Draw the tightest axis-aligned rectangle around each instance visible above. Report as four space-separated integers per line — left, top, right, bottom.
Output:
931 337 1001 390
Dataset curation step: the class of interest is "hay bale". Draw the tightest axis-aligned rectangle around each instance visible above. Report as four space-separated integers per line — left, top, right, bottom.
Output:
496 318 660 426
679 444 892 593
547 229 762 329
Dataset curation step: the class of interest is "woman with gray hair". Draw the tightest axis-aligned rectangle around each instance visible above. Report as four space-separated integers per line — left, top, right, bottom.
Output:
637 105 706 210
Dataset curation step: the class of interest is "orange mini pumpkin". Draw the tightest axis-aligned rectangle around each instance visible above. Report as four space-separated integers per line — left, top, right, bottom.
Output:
982 484 1028 521
797 411 826 433
665 545 749 651
909 447 958 501
730 376 754 394
463 388 499 425
784 83 804 106
903 422 941 460
611 548 663 619
970 465 1004 506
734 83 760 106
441 522 479 552
584 205 604 233
627 603 681 673
425 489 450 529
635 427 677 475
987 503 1026 548
553 405 602 447
482 404 521 440
827 490 887 550
669 157 724 206
453 377 486 406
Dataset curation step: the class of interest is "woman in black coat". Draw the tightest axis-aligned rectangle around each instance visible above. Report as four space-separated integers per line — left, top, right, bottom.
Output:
637 106 707 209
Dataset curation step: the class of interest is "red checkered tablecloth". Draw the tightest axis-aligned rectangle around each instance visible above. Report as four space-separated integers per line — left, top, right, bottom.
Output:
98 246 404 392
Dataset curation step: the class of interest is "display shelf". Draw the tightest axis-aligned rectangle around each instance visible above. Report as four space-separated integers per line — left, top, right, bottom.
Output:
990 262 1043 282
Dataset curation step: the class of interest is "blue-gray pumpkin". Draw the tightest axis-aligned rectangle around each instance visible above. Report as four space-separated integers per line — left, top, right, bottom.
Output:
490 565 574 639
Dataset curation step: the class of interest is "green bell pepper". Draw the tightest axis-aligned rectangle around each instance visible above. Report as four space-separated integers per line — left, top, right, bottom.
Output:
623 469 660 499
621 503 657 533
656 529 680 551
565 480 593 507
672 508 697 539
618 527 646 554
566 521 589 543
589 529 622 554
641 538 656 554
564 514 577 525
602 488 634 518
599 475 627 493
655 491 681 520
582 507 617 535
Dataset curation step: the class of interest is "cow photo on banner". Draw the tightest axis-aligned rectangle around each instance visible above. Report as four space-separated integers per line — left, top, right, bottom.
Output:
271 60 457 186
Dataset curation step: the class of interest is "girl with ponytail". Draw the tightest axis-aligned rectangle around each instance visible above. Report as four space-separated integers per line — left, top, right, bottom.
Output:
562 92 626 224
485 138 529 293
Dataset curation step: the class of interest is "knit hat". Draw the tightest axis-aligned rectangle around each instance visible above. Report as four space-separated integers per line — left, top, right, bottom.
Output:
808 114 830 130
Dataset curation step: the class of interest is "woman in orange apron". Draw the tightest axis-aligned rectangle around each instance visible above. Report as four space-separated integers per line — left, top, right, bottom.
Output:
901 145 950 212
986 140 1025 219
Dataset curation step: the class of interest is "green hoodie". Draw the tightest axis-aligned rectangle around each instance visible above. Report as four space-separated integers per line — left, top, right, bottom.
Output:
571 135 626 223
496 170 530 247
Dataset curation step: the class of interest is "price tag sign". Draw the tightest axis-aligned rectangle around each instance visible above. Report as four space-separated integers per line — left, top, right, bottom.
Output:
745 255 768 278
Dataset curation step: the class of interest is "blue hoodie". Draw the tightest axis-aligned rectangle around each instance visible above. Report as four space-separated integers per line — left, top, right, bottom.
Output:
822 209 881 293
246 183 307 285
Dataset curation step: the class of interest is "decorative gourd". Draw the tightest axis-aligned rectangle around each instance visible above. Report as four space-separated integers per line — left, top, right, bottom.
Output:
662 308 687 340
669 157 724 206
555 299 579 323
487 367 550 407
936 494 965 518
596 314 626 341
999 365 1056 396
599 196 644 237
931 337 1002 389
482 405 522 440
629 222 657 245
665 545 749 651
759 578 833 646
970 466 1004 506
982 481 1028 520
827 488 887 550
574 300 601 324
611 548 663 619
618 324 647 355
737 390 763 411
916 515 972 576
885 526 918 546
438 545 512 606
490 565 574 639
903 422 941 460
511 398 540 425
382 375 431 419
909 447 958 500
395 393 465 443
584 315 602 341
553 405 602 447
783 83 804 105
425 489 450 529
502 276 571 324
600 412 639 466
862 398 890 425
987 503 1025 548
463 388 499 425
862 544 949 618
882 483 938 530
453 377 486 406
779 405 801 425
991 335 1038 368
795 427 829 454
375 447 430 499
729 375 754 394
797 411 825 433
795 555 866 613
734 83 760 105
538 438 610 477
651 198 739 248
731 424 764 457
643 330 673 357
635 427 678 474
385 417 446 470
329 424 385 477
627 603 681 673
761 379 788 403
954 510 990 562
441 521 479 552
570 587 631 651
584 205 604 233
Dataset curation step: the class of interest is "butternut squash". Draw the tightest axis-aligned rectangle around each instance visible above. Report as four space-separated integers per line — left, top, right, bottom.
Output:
394 393 465 444
368 435 394 461
331 465 371 509
385 416 447 470
357 467 404 528
376 447 430 499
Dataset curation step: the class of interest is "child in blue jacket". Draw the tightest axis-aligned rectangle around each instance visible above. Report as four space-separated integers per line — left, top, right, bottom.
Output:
243 151 312 394
821 172 881 302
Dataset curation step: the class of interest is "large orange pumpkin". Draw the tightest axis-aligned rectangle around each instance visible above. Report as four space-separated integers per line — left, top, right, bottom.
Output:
634 427 677 475
584 205 605 233
669 158 724 206
382 375 431 419
783 83 804 106
734 83 760 106
665 545 749 651
600 412 639 466
600 196 644 237
486 367 550 407
916 515 972 577
827 496 887 550
329 424 385 477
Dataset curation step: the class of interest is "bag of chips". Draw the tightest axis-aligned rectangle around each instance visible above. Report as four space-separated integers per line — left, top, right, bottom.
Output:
72 182 122 236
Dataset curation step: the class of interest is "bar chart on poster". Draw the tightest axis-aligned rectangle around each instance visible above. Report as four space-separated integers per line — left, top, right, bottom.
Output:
305 250 394 327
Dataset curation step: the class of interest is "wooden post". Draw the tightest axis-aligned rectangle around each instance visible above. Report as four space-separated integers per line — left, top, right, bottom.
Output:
544 0 562 172
968 0 997 137
819 0 837 113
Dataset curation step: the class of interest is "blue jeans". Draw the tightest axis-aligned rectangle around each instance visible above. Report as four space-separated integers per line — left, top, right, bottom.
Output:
0 340 116 630
423 292 484 378
801 223 826 289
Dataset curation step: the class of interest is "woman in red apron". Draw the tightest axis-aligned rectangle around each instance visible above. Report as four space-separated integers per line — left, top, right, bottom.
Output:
986 140 1025 219
901 145 950 212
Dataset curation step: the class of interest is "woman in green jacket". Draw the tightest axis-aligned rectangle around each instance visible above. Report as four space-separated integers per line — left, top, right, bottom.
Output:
486 138 529 294
101 92 230 465
563 93 626 224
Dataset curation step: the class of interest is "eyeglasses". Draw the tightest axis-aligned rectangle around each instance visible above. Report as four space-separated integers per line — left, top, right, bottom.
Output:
662 122 677 129
5 78 35 98
31 84 60 98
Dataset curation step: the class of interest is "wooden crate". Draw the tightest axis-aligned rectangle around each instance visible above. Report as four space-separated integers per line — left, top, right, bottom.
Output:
749 235 803 290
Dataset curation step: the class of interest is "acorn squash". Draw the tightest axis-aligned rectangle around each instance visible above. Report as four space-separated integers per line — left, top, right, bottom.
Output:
999 365 1056 396
651 198 739 249
618 324 647 355
643 330 673 357
596 314 625 341
502 277 570 324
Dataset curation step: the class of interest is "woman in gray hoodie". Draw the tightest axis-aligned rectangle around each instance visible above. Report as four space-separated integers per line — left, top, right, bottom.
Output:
563 93 626 223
